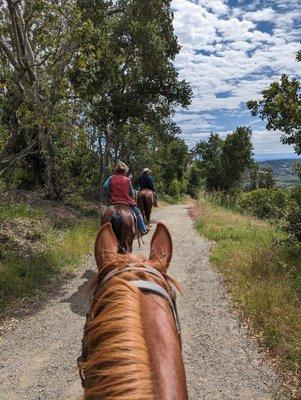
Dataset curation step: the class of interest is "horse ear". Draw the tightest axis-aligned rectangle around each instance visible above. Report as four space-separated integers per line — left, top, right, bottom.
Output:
94 223 118 268
149 222 172 269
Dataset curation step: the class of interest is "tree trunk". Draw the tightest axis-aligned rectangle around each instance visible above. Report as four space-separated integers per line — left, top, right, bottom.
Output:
39 127 62 200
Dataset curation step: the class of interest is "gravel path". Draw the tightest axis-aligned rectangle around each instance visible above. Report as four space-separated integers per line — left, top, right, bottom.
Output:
0 204 280 400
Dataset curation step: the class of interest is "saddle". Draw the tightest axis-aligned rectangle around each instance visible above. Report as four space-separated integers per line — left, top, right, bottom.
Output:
109 203 137 222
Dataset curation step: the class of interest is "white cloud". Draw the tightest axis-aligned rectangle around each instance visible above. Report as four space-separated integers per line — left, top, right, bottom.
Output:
172 0 301 154
243 8 276 22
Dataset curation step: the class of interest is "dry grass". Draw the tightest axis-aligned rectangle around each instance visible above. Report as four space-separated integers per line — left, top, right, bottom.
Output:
0 200 100 316
194 198 301 395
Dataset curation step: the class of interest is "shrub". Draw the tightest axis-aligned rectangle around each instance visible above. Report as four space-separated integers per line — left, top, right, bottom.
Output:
0 178 7 193
180 178 188 194
64 192 87 210
168 179 180 198
237 188 289 219
187 164 202 198
284 186 301 241
285 205 301 241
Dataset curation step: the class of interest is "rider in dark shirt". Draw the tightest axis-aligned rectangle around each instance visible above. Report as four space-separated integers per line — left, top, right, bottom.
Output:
138 168 158 206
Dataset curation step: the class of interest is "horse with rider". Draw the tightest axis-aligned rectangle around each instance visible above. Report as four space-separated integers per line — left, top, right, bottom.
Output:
102 162 156 252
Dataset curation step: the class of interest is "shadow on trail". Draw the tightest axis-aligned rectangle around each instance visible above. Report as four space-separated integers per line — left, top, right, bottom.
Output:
61 269 96 316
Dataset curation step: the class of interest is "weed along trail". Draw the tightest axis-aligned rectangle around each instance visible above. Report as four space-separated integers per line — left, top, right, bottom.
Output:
0 204 280 400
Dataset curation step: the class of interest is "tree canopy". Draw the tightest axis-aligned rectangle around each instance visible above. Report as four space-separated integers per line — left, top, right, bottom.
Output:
193 127 253 192
247 53 301 155
0 0 191 199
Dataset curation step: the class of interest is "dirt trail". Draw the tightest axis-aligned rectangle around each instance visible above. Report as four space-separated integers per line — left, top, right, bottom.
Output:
0 204 280 400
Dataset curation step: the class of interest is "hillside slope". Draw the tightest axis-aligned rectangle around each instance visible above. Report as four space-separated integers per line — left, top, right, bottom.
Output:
0 204 281 400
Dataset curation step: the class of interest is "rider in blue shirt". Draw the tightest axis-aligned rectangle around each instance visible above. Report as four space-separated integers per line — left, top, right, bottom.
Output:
138 168 158 206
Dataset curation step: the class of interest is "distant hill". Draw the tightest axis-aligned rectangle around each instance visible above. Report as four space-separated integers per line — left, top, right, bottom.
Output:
259 159 299 187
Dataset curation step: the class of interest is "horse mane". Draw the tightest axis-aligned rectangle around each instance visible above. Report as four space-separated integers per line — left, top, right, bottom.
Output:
83 277 154 400
82 253 180 399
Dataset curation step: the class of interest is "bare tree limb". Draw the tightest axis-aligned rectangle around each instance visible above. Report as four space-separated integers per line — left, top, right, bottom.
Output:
0 34 19 69
107 7 125 16
7 0 26 69
0 134 39 177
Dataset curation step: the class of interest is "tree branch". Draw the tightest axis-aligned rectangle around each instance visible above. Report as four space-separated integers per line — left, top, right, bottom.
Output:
107 7 125 16
0 35 19 69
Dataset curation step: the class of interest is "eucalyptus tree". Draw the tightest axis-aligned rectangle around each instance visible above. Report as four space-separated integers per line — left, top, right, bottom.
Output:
0 0 77 198
70 0 192 194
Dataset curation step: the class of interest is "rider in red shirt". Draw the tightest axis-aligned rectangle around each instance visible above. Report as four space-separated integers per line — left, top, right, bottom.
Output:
103 162 149 235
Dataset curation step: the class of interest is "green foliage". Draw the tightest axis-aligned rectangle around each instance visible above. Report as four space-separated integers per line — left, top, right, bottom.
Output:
0 178 7 193
187 163 202 198
168 179 181 198
159 137 189 190
221 127 253 190
0 201 99 315
285 185 301 241
70 0 192 195
257 166 275 189
294 161 301 181
237 188 289 219
180 177 189 194
246 164 275 190
0 1 191 199
285 204 301 242
206 184 301 242
193 127 253 192
0 204 45 221
64 193 88 210
247 74 301 155
195 198 301 388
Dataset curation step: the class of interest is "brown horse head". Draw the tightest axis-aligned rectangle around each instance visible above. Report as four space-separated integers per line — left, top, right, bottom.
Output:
80 222 188 400
100 204 136 253
137 189 153 225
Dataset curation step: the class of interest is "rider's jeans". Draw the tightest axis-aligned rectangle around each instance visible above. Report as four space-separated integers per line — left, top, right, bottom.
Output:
130 205 147 233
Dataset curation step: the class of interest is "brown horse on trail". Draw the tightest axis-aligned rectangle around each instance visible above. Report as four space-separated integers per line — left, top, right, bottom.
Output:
101 205 137 253
137 189 153 226
78 222 188 400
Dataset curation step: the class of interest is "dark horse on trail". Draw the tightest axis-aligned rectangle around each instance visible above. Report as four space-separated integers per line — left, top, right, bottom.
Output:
137 189 153 226
78 222 188 400
101 205 137 253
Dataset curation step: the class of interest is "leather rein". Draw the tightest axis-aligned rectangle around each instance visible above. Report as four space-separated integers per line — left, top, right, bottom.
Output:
78 264 181 388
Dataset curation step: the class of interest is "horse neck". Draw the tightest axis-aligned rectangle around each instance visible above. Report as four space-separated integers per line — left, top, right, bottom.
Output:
140 292 188 400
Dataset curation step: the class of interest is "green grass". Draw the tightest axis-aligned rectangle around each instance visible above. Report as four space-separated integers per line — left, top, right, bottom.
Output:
158 194 185 205
0 202 100 316
0 203 45 221
46 221 99 270
195 198 301 393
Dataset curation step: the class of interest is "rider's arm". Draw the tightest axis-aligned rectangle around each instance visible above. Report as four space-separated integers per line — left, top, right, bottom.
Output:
103 177 111 196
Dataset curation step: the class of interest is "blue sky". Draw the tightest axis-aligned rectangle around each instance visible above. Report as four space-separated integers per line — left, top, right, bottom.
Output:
172 0 301 160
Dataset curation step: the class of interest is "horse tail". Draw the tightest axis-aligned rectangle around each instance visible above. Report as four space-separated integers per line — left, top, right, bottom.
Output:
111 211 122 242
142 194 148 216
